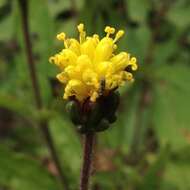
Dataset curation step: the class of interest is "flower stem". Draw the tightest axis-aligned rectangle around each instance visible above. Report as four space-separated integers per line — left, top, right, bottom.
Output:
18 0 69 189
80 133 94 190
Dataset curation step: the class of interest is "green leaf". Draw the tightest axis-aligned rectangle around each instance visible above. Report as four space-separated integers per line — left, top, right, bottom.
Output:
0 0 7 7
48 0 84 17
153 36 179 66
47 0 71 18
93 170 128 190
126 0 150 23
167 0 190 29
0 93 35 122
124 24 151 64
56 18 77 38
0 1 13 40
0 146 60 190
29 0 55 105
141 145 170 190
49 115 82 189
152 64 190 149
10 0 56 108
162 162 190 190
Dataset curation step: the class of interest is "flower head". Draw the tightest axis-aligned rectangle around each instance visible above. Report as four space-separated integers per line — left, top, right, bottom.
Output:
49 23 138 103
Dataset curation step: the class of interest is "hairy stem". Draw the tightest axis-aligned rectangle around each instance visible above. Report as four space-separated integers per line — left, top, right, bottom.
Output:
18 0 69 189
80 133 94 190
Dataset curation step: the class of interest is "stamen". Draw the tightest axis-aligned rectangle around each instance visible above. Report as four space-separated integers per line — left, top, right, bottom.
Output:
49 57 55 63
131 57 137 63
56 33 69 48
77 23 86 43
93 34 99 40
77 23 84 32
93 34 100 44
131 57 136 61
56 32 66 41
113 30 125 43
105 26 115 37
110 27 115 33
126 72 133 80
113 44 117 50
130 57 138 70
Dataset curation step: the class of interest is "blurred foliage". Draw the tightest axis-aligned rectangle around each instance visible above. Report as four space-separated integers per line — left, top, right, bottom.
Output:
0 0 190 189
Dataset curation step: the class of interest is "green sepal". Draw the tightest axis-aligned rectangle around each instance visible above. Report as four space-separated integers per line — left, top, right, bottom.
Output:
96 118 110 132
67 92 120 134
103 91 120 122
77 124 95 134
86 102 103 129
76 125 85 133
65 100 82 125
107 114 117 124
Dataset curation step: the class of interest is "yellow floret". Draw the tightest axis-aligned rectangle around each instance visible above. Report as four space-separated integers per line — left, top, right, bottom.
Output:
49 23 138 102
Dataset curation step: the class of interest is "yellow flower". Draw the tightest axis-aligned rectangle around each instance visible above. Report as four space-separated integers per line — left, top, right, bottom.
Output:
49 23 138 102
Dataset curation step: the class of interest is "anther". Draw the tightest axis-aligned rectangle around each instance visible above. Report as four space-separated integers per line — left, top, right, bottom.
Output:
113 30 125 43
77 23 86 43
130 57 138 70
49 57 55 63
56 32 69 48
77 23 84 32
93 34 99 40
105 26 115 37
56 33 66 41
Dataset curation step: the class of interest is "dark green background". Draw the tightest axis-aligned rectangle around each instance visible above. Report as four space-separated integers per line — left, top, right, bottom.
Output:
0 0 190 189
